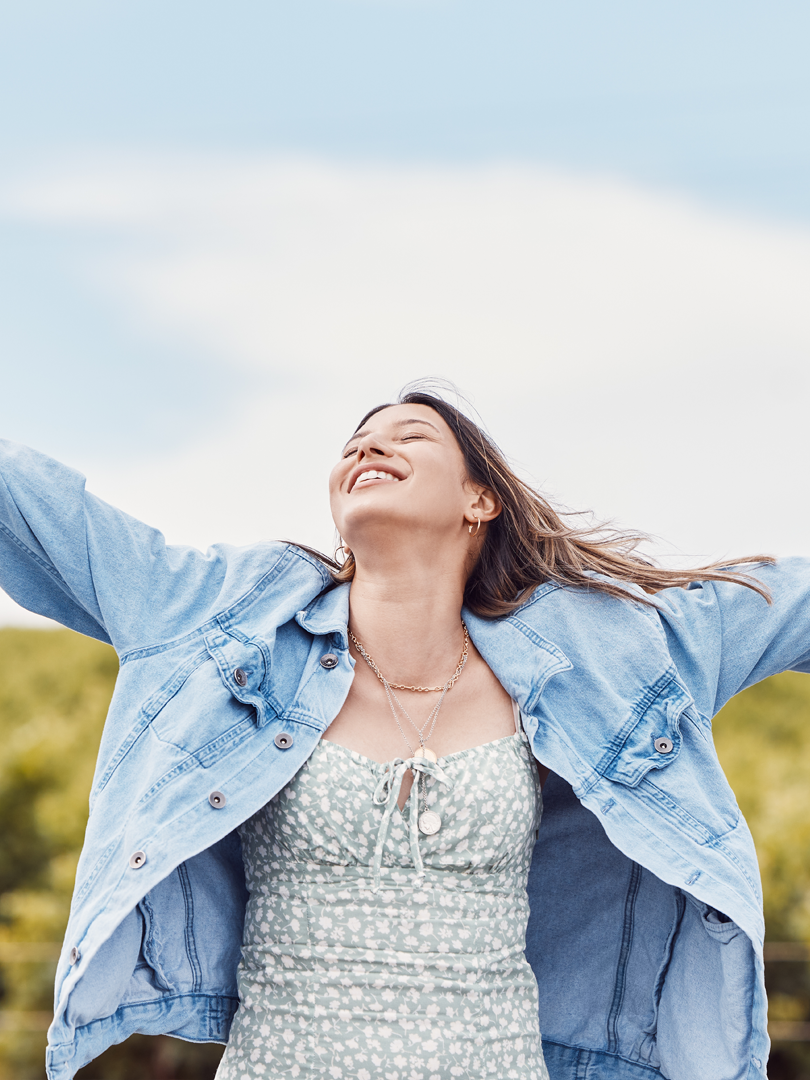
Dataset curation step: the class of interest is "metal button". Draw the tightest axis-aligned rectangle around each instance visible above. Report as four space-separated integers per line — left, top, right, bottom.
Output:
208 790 226 808
654 737 674 754
274 732 294 750
129 850 147 869
319 653 338 670
233 668 248 687
69 946 80 966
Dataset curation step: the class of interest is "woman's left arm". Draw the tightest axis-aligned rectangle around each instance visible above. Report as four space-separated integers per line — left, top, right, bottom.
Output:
654 557 810 719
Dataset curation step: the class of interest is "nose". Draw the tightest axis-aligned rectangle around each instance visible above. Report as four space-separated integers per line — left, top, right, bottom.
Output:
355 433 390 461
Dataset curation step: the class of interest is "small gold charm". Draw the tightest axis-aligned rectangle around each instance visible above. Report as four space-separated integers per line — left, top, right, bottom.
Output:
413 746 438 763
419 810 442 835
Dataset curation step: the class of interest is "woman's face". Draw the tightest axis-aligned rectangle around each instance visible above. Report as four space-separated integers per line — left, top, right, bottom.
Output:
329 403 475 552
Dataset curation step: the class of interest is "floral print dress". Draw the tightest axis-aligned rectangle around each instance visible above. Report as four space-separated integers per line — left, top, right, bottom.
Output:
216 719 548 1080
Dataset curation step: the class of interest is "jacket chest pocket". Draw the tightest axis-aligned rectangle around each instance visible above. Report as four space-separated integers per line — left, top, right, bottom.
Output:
600 676 740 842
599 674 690 787
148 650 261 766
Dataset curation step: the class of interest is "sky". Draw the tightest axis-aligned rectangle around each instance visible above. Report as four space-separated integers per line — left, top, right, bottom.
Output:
1 1 809 627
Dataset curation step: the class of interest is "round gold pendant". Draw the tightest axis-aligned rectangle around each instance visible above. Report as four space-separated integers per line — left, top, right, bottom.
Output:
413 746 438 763
419 810 442 835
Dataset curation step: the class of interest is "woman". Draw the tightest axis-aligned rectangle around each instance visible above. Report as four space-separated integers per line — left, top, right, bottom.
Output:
0 386 807 1080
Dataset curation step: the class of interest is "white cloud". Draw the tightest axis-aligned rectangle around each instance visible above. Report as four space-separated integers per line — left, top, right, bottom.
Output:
2 153 810 627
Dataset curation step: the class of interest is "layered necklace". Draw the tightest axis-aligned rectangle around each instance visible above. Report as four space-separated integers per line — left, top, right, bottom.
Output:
348 622 469 836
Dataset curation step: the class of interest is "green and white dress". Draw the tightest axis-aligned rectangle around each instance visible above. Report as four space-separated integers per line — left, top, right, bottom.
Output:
216 710 548 1080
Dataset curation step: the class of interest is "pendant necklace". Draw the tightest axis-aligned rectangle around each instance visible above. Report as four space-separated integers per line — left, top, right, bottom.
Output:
349 622 469 835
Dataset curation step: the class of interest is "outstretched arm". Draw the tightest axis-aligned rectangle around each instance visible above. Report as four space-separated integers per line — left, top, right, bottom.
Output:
654 557 810 719
0 440 240 653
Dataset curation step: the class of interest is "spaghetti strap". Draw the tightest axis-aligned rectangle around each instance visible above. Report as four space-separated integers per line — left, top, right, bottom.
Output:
512 698 522 733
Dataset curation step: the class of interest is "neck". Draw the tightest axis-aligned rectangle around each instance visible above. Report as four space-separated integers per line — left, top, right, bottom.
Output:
347 544 468 687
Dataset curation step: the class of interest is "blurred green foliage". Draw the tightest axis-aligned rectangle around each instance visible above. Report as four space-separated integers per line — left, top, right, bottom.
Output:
0 628 808 1078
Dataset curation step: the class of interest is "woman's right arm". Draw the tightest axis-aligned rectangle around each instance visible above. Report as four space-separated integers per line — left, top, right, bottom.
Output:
0 439 234 653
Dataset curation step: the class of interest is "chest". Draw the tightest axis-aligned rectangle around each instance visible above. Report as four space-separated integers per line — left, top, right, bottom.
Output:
321 651 518 766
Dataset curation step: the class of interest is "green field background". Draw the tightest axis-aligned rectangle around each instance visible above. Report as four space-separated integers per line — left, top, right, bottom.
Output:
1 629 808 1080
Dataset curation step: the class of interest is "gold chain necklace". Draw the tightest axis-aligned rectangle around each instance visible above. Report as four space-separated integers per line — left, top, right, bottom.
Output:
347 622 469 693
348 621 469 836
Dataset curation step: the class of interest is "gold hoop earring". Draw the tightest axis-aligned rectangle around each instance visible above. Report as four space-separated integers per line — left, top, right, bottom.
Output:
468 517 481 536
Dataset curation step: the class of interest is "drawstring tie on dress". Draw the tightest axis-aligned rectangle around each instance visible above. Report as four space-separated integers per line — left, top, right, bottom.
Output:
371 757 452 892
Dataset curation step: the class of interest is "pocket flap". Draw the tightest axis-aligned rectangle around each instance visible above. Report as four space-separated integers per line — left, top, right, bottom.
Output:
601 676 692 787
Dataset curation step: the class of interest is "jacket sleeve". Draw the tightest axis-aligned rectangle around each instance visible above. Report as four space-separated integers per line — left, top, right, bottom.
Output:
0 440 233 653
654 557 810 719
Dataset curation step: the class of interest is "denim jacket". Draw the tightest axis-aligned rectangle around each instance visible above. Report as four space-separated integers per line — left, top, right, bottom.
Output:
2 440 809 1080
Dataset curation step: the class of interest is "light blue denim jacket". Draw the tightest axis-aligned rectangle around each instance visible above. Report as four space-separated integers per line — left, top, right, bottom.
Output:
2 440 809 1080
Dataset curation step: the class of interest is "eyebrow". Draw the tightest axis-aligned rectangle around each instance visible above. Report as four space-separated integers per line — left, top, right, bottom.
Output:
345 417 441 446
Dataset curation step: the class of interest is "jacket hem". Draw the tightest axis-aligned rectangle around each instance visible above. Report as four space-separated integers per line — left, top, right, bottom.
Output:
542 1039 664 1079
46 992 238 1080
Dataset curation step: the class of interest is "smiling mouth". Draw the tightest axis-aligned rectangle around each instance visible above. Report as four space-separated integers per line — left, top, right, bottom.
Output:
352 469 402 490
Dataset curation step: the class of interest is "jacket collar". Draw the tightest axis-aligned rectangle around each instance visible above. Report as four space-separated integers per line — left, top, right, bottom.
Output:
293 584 554 698
295 582 351 649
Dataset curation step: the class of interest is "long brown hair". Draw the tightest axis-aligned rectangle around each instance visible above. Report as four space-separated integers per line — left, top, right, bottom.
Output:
304 385 772 617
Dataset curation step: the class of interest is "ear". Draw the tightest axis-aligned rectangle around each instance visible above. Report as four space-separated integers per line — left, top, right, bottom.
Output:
465 487 501 527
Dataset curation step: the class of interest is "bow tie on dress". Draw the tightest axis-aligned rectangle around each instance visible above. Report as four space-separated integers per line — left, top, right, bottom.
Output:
371 756 453 893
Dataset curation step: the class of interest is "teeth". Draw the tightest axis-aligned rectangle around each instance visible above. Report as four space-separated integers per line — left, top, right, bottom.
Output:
356 470 400 485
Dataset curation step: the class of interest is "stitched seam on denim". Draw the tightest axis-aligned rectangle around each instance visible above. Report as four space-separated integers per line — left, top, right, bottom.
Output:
704 830 763 895
151 716 257 770
587 782 764 926
92 650 211 799
285 542 335 580
119 543 296 663
120 620 216 664
90 714 153 808
277 710 329 732
216 545 330 628
141 712 321 807
136 754 199 804
204 626 341 732
508 581 563 614
142 650 213 723
541 1041 663 1076
138 895 172 991
595 669 685 783
639 780 737 844
607 860 642 1055
504 617 572 668
204 629 285 725
50 991 240 1041
648 888 686 1034
575 1048 589 1080
210 625 275 702
177 862 203 992
73 835 122 905
505 618 573 709
0 519 70 579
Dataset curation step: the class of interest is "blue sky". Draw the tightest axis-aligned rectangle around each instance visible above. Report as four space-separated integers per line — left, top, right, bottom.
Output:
2 0 809 219
1 1 810 625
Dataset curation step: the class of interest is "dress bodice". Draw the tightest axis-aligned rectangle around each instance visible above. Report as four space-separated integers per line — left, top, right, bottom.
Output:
216 727 548 1080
